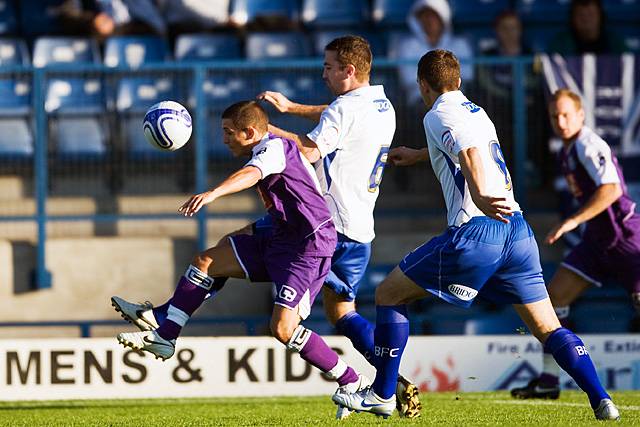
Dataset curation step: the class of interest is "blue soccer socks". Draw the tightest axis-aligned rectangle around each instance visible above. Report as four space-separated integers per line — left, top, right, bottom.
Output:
335 311 375 364
371 305 409 399
545 327 609 408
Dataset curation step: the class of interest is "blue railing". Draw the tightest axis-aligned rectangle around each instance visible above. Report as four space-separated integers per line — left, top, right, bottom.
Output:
0 57 536 290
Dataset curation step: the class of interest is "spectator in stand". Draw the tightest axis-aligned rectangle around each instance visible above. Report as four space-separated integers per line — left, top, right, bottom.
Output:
57 0 166 40
548 0 626 54
389 0 473 106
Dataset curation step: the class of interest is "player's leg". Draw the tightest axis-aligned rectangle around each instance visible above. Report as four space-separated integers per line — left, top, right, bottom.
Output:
116 240 246 359
513 298 619 420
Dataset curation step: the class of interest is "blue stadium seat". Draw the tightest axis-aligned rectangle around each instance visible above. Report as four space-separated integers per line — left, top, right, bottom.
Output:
464 311 526 335
19 0 66 36
0 0 18 35
603 0 640 22
259 72 330 105
52 117 107 158
268 112 311 136
104 36 168 68
175 33 242 61
246 32 311 60
523 25 559 53
45 78 104 115
372 0 413 28
301 0 370 28
450 0 509 25
230 0 299 26
516 0 570 24
0 118 32 158
0 78 30 115
202 75 253 110
33 37 100 67
619 25 640 53
117 77 179 157
312 30 386 57
571 301 635 333
0 38 29 65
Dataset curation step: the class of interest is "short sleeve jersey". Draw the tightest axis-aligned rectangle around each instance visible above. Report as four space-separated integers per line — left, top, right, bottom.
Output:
245 133 336 255
423 90 521 227
307 85 396 243
560 126 637 246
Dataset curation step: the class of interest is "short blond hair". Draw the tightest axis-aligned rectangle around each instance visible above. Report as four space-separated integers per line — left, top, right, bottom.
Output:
551 88 582 110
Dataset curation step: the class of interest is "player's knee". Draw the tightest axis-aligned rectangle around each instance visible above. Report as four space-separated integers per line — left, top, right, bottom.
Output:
270 319 296 344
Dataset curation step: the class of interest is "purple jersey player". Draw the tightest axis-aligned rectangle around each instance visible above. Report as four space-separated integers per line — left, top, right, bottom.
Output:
113 101 369 396
512 89 640 400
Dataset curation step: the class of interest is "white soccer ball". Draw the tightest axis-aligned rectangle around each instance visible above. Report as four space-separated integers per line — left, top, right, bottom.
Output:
142 101 192 151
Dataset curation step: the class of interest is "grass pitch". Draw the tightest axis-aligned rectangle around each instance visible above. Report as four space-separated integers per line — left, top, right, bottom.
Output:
0 391 638 426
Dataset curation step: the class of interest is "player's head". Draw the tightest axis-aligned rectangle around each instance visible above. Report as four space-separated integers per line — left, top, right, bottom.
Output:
323 35 371 96
416 49 461 108
548 89 585 142
221 101 269 156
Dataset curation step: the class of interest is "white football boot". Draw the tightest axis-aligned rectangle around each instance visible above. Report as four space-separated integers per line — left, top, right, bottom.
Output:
333 374 371 420
594 398 620 421
117 330 175 361
396 375 422 418
332 386 395 419
111 296 159 331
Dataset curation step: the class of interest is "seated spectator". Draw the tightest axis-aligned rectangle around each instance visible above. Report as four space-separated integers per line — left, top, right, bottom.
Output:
482 10 530 58
58 0 166 40
389 0 473 106
548 0 626 54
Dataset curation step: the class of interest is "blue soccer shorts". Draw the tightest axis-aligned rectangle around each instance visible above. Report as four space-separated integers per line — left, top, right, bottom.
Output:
399 213 548 308
252 215 370 301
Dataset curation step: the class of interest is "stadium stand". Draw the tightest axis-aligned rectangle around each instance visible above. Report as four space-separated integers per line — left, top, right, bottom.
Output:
174 33 243 61
0 1 18 36
246 31 312 60
516 0 571 24
371 0 414 28
230 0 300 27
301 0 370 28
603 0 640 22
449 0 510 26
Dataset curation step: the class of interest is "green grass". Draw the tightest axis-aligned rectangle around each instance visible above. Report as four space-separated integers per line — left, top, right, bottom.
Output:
0 391 638 426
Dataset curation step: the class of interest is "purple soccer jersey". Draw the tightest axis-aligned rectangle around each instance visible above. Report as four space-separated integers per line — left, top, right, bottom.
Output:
229 133 337 317
560 126 638 247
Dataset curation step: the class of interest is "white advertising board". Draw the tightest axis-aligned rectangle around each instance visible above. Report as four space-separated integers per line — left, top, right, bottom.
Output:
0 335 638 401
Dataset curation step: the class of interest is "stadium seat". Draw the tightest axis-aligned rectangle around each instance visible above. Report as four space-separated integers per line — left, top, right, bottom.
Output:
516 0 570 24
51 117 106 158
0 38 29 65
0 78 30 115
619 25 640 53
202 75 253 110
0 0 18 35
449 0 509 25
372 0 413 28
174 33 242 61
571 301 635 333
104 36 169 68
246 32 312 60
19 0 66 36
603 0 640 22
230 0 299 26
312 30 386 58
259 71 330 105
464 311 526 335
0 118 32 158
33 36 100 67
301 0 370 28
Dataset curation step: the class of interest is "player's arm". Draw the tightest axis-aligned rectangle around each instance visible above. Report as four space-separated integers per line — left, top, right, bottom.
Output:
179 166 262 217
459 147 514 223
389 146 429 166
267 123 321 163
257 91 327 123
545 183 622 244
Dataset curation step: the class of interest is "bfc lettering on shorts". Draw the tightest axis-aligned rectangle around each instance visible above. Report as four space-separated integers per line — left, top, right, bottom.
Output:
448 284 478 301
375 346 400 358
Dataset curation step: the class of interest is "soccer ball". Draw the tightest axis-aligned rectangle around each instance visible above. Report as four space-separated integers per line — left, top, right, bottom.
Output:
143 101 192 151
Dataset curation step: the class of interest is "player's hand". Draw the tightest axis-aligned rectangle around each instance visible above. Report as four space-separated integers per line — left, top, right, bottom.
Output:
545 219 579 245
178 191 216 216
389 146 427 166
473 195 514 224
257 91 293 113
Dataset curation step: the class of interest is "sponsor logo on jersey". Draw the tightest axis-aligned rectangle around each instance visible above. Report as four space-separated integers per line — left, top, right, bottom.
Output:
448 284 477 301
461 101 481 113
278 285 297 302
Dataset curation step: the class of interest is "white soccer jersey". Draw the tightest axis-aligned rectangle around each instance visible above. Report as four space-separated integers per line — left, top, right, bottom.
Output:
307 85 396 243
423 90 521 226
571 126 620 186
